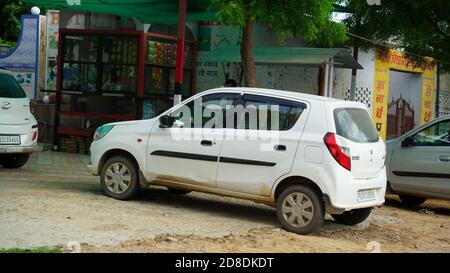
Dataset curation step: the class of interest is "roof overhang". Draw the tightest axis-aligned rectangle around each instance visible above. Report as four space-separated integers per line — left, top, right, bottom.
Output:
199 47 363 69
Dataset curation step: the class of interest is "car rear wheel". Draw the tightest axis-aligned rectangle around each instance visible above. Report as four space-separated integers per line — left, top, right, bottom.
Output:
276 185 324 235
100 156 140 200
331 208 372 225
0 154 30 169
167 187 191 194
399 195 426 207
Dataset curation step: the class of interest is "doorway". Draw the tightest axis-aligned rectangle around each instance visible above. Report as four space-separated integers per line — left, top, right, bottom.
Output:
386 70 423 139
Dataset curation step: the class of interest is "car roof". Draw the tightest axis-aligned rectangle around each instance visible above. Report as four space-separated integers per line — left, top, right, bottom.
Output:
0 68 13 76
207 87 365 107
425 114 450 124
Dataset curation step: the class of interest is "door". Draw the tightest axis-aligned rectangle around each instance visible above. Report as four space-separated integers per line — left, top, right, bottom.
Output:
216 94 308 196
390 119 450 196
0 73 30 125
147 92 240 188
333 107 385 179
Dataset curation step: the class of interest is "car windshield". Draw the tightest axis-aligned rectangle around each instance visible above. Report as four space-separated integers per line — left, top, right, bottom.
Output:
334 108 380 143
0 73 27 98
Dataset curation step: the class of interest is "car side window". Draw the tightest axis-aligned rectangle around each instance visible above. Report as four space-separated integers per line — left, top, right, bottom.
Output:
412 120 450 146
235 94 306 131
170 93 239 128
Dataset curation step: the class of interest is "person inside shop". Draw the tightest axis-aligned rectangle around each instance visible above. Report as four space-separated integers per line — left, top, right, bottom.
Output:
223 79 237 87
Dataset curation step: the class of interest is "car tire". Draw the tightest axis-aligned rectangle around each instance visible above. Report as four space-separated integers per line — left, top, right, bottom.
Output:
167 187 191 195
331 208 372 225
100 156 140 200
399 195 426 207
276 184 324 235
0 154 30 169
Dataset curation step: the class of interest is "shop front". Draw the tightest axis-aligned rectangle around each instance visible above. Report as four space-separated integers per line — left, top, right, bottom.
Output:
53 12 196 153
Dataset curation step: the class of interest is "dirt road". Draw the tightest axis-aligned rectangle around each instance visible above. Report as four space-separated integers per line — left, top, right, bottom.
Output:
0 152 449 252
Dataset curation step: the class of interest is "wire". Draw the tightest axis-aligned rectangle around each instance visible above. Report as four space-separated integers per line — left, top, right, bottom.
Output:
346 32 450 66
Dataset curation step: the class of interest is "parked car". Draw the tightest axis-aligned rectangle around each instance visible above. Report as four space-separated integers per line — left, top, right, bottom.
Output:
386 115 450 206
88 88 387 234
0 69 39 168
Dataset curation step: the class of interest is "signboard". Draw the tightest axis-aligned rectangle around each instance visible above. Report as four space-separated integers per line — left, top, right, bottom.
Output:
0 16 40 99
372 49 436 139
45 10 60 91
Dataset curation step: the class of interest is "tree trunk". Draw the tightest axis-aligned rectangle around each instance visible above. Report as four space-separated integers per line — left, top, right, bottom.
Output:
241 18 257 87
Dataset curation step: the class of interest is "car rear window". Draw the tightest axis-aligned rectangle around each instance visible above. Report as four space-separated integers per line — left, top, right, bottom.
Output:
0 73 27 98
334 108 379 143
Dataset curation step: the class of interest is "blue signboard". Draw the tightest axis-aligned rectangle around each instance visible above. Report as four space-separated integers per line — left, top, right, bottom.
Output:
0 15 40 99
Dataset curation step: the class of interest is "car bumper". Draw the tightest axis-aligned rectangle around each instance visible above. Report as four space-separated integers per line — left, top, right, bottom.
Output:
86 163 98 176
0 145 40 154
326 170 387 212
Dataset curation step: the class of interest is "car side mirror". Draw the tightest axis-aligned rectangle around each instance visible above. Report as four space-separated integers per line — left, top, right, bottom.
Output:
159 115 176 128
401 136 416 147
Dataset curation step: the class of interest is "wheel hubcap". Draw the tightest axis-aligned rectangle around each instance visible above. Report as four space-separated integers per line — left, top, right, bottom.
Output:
104 162 131 194
282 192 314 228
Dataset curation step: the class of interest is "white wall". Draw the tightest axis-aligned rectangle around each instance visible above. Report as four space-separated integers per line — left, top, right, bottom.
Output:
334 48 376 114
195 23 319 95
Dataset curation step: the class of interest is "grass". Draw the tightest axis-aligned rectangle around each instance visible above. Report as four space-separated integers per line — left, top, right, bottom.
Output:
0 246 62 253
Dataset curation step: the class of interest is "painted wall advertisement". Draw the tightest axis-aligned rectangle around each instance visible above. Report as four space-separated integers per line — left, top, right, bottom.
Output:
0 16 40 99
372 49 435 139
45 10 60 91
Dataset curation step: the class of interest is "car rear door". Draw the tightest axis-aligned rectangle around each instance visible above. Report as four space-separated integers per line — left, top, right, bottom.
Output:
389 119 450 197
0 73 31 126
216 93 309 196
333 107 386 179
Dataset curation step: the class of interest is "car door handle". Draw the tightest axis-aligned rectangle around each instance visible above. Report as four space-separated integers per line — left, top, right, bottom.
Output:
274 145 286 151
439 156 450 162
201 140 213 146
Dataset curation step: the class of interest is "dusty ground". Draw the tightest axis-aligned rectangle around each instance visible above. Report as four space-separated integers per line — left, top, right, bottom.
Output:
0 152 449 253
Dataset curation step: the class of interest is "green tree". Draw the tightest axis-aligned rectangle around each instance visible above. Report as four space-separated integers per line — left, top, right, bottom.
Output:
212 0 347 87
344 0 450 70
0 0 33 42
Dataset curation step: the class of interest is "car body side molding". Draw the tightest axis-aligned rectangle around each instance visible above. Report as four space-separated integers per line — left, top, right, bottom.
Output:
150 150 276 166
393 171 450 179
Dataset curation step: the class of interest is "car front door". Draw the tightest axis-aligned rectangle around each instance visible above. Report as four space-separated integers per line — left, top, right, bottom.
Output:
390 119 450 197
216 94 308 196
147 92 240 188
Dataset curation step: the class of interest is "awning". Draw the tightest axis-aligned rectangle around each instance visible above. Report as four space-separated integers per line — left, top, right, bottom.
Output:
22 0 217 24
24 1 351 24
199 47 363 69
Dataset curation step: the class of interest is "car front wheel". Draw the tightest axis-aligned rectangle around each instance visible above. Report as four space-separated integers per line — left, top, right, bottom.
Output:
0 154 30 169
331 208 372 225
100 156 140 200
276 185 324 235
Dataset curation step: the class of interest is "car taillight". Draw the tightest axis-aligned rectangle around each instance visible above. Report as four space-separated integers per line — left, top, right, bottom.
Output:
32 131 38 141
324 132 351 171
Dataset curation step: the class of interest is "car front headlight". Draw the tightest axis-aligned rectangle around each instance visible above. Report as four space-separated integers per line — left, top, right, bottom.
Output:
93 125 114 141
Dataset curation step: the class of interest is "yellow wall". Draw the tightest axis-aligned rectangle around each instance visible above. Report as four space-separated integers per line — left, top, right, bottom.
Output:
372 49 435 139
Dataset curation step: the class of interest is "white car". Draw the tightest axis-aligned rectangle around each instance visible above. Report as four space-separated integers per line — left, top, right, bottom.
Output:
0 69 39 168
88 88 386 234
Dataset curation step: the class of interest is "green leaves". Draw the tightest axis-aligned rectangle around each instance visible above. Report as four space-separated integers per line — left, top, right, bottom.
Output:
344 0 450 70
212 0 348 46
0 0 34 42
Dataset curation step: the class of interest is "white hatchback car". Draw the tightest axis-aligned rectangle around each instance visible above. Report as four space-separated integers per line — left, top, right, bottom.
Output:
88 88 387 234
0 69 38 168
